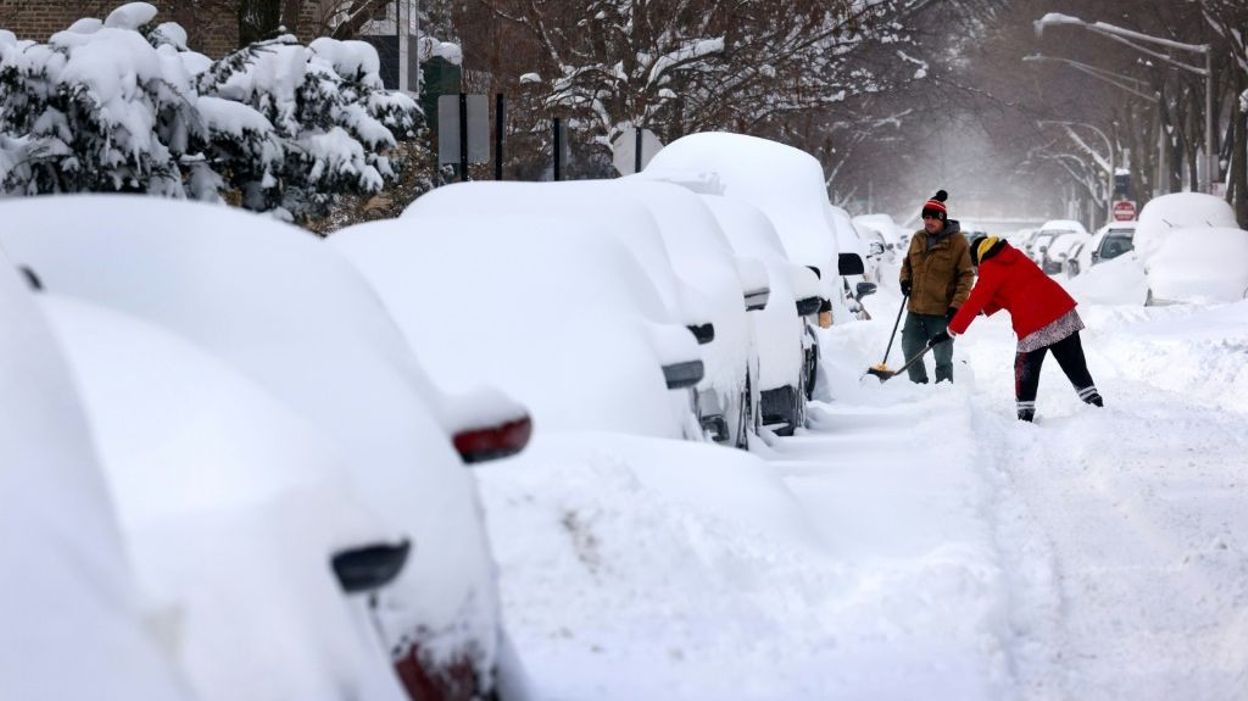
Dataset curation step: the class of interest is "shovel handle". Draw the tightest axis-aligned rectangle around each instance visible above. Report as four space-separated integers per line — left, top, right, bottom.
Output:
879 293 908 366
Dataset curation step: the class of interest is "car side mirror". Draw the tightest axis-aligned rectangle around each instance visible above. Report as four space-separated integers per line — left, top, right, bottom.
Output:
795 296 822 316
837 253 865 276
332 540 411 594
855 282 878 299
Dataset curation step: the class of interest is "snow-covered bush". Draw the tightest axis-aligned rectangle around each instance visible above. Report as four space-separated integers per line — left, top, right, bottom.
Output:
0 2 421 223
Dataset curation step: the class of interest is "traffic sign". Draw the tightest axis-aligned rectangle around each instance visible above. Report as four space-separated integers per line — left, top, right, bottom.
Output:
612 127 663 175
1112 200 1136 221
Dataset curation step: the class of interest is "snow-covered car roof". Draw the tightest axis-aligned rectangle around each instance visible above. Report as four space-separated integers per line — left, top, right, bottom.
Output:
0 253 187 701
1046 231 1091 258
402 180 694 326
1038 219 1088 234
1095 221 1137 236
42 295 406 701
645 132 842 270
1147 227 1248 305
0 195 503 688
332 214 698 438
1136 192 1238 262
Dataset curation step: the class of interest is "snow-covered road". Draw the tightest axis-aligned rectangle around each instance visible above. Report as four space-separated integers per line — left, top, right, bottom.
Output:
480 289 1248 699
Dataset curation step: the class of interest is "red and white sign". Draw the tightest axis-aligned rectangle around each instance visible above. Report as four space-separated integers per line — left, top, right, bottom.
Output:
1112 200 1136 221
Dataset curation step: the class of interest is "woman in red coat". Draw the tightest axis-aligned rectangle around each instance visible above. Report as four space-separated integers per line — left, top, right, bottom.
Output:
927 236 1103 422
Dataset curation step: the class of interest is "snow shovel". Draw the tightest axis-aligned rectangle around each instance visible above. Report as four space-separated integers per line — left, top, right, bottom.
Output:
865 294 908 380
871 339 942 383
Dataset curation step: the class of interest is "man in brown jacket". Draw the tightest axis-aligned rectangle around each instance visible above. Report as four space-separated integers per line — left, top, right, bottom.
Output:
899 190 975 383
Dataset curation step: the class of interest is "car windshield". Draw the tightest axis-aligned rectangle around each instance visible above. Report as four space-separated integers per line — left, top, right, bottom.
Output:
1099 234 1133 261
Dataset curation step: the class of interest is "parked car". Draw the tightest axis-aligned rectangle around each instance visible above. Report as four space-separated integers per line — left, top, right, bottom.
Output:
1029 219 1088 263
1145 226 1248 305
402 180 714 439
0 254 189 701
619 175 761 447
401 179 746 446
332 213 706 440
644 131 867 330
699 194 816 435
824 203 879 315
852 213 907 252
1069 222 1136 277
1042 231 1091 275
0 195 528 701
1135 192 1239 263
42 293 409 701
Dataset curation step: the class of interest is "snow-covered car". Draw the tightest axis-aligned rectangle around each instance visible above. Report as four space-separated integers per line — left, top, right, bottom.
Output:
331 214 706 440
699 194 818 434
0 196 528 701
1069 222 1136 277
404 179 723 441
853 213 907 252
1042 231 1091 275
1135 192 1239 263
0 254 188 701
1145 227 1248 305
1029 219 1088 263
826 203 880 307
42 294 409 701
617 176 760 447
644 132 867 329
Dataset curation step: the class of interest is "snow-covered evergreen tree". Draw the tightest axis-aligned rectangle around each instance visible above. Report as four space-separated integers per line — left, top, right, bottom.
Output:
0 1 421 223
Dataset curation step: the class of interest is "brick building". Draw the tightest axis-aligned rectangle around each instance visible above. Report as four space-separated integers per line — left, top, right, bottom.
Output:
0 1 340 57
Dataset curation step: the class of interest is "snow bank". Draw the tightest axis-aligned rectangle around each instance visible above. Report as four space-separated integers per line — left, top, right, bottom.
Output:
1067 252 1149 305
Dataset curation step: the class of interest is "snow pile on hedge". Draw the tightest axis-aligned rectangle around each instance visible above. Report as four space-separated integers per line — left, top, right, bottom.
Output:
0 2 419 222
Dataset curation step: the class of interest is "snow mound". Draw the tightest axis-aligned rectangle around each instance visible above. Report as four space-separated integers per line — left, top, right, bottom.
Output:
104 2 157 30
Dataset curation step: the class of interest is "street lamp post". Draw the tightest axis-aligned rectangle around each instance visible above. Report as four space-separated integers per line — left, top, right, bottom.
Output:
1038 120 1115 223
1034 13 1216 194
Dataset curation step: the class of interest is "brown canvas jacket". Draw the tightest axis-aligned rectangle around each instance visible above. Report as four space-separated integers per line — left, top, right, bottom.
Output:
900 222 976 315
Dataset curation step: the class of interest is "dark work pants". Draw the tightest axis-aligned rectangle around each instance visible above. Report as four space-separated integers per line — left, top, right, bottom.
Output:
1014 331 1099 414
901 311 953 383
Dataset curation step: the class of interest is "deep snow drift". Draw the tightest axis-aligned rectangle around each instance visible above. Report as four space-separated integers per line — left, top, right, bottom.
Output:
479 287 1248 699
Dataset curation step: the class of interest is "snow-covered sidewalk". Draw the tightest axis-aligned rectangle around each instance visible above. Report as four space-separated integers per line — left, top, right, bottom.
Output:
477 291 1248 700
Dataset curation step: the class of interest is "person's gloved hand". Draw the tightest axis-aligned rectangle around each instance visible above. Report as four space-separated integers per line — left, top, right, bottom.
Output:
900 280 912 296
928 329 952 347
946 306 959 322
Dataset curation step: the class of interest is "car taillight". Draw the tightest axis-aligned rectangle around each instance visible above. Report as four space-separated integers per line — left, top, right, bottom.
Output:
453 417 532 464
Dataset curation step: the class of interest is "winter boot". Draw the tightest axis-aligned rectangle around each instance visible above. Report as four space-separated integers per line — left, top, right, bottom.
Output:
1017 408 1035 422
1078 386 1103 407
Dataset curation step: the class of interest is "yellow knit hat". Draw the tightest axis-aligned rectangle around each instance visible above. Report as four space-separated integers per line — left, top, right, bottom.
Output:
974 235 1000 266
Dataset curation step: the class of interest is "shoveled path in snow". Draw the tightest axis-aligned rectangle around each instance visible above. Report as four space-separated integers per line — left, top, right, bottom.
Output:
801 292 1248 699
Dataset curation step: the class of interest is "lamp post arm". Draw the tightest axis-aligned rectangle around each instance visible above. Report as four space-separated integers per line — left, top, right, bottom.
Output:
1065 61 1160 102
1086 20 1208 55
1099 31 1208 76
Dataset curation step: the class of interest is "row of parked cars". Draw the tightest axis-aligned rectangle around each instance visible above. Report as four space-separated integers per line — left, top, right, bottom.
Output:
1018 192 1248 305
2 132 876 700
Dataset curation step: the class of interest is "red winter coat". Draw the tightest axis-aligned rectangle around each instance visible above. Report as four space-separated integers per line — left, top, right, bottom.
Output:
948 243 1076 338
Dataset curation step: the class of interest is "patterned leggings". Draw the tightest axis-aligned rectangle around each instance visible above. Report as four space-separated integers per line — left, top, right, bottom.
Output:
1014 331 1100 415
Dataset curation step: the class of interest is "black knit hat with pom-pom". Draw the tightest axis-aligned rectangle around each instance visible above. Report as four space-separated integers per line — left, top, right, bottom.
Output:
921 190 948 221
